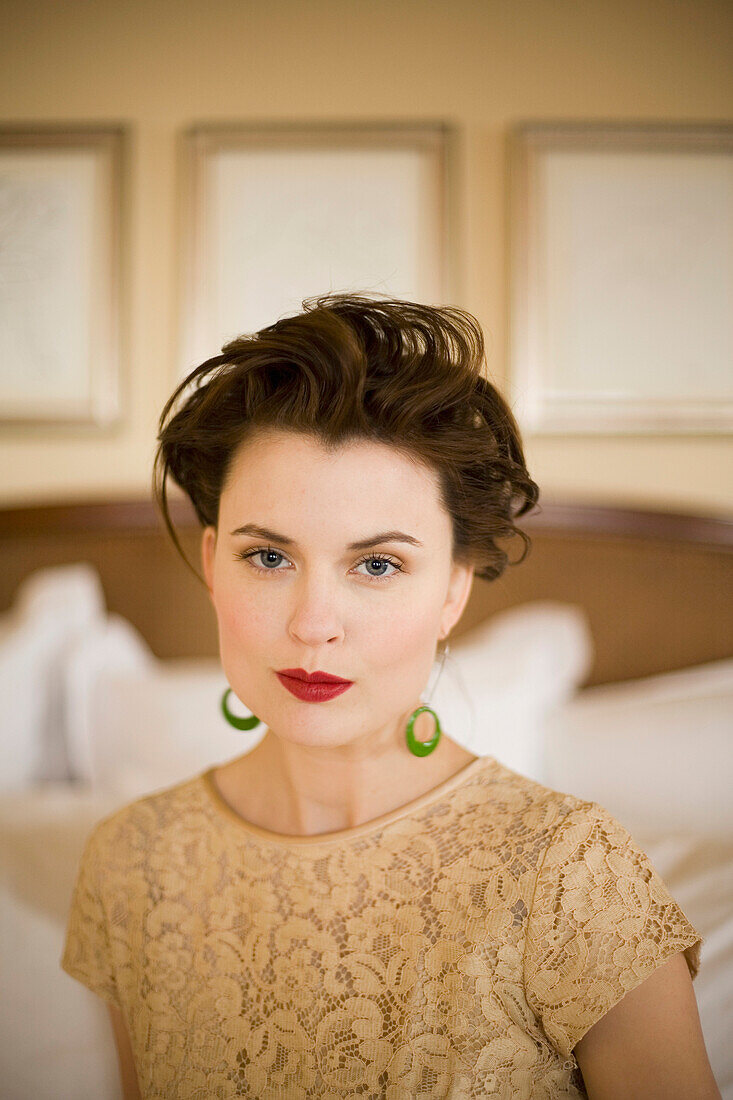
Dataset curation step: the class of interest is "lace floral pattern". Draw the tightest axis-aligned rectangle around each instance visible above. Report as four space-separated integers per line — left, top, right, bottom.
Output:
61 755 702 1099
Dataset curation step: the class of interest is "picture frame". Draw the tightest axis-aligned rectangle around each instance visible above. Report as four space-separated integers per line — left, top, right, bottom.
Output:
0 125 124 426
507 121 733 435
176 121 458 380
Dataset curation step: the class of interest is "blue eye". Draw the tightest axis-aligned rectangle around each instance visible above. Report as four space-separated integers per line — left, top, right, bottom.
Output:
354 554 402 580
240 548 287 571
234 547 403 583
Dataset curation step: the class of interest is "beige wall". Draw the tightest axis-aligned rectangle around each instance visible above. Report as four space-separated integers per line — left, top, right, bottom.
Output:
1 0 731 515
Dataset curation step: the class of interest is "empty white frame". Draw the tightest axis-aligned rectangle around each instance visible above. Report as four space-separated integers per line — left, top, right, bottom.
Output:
0 127 123 425
177 123 457 378
508 122 733 435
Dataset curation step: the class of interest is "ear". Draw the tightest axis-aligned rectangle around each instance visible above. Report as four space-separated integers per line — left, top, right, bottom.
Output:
201 525 217 597
440 561 475 640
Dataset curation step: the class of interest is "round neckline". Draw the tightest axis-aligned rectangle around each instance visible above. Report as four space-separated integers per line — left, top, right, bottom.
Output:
199 754 498 847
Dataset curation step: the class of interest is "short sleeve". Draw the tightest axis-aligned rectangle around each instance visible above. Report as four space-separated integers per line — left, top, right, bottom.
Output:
523 802 703 1062
60 825 121 1008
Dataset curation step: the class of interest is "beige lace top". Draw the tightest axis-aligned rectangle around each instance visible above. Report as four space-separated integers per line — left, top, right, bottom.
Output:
61 754 702 1099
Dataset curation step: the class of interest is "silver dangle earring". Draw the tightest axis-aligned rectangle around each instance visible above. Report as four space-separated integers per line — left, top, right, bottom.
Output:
405 641 450 757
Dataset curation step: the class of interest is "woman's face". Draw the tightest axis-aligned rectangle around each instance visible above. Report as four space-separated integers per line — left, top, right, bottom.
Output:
201 428 474 753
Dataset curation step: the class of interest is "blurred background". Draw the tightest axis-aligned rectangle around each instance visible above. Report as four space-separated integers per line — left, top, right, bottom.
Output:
0 2 732 1097
0 0 731 513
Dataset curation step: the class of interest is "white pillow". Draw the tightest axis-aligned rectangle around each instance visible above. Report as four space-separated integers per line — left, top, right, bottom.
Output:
63 613 156 786
65 599 593 802
432 599 594 781
0 565 106 790
541 657 733 836
63 615 264 800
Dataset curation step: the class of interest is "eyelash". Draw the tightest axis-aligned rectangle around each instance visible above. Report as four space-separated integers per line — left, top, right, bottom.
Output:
233 545 404 583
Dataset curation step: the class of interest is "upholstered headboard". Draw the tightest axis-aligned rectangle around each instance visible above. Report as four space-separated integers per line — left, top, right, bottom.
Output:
1 496 731 688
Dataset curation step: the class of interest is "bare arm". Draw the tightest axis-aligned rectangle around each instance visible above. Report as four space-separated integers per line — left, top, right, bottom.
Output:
107 1002 142 1100
574 950 721 1100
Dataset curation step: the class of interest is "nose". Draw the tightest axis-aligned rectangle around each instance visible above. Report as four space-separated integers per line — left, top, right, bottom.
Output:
287 570 345 648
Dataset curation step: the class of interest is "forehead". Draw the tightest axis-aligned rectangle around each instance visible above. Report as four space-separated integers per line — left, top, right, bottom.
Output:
221 429 447 531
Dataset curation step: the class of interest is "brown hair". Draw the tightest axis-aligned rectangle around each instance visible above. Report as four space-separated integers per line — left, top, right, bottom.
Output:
152 292 540 585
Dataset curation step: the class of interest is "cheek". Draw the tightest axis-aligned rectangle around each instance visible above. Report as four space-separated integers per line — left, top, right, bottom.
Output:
212 575 272 648
361 605 442 721
371 608 433 653
212 589 276 696
360 594 441 680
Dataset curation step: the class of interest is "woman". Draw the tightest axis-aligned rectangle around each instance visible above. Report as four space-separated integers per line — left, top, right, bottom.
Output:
61 293 719 1099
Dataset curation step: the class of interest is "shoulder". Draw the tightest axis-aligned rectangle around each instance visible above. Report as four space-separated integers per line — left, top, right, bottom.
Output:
518 771 704 1065
471 754 600 848
80 771 211 872
477 757 672 875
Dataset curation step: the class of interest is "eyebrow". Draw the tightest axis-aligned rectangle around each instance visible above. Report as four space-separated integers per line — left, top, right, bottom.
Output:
229 523 424 551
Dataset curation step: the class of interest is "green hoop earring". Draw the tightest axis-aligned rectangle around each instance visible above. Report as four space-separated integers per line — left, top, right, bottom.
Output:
405 705 442 757
221 688 262 731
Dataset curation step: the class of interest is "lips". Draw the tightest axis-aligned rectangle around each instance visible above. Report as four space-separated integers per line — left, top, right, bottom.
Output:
277 668 352 684
276 672 353 703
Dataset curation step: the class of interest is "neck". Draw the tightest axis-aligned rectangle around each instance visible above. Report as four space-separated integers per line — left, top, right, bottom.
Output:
217 713 477 837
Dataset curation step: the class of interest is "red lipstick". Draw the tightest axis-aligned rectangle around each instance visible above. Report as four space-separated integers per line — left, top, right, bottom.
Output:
276 667 354 702
278 668 351 683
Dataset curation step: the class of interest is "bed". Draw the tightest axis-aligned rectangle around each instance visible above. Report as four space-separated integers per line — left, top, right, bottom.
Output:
1 493 731 1099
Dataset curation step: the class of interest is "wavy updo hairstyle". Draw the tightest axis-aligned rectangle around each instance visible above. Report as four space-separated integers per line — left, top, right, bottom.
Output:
152 292 540 585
